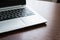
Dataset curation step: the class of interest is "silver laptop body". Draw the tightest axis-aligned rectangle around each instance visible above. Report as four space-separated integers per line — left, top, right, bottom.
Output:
0 0 47 33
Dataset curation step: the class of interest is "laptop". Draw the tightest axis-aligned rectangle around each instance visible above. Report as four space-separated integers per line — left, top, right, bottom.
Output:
0 0 47 33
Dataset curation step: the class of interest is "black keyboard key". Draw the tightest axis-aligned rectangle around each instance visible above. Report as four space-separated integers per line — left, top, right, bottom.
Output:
0 8 34 21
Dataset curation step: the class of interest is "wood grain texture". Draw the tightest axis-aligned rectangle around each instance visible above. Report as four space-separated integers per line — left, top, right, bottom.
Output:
0 0 60 40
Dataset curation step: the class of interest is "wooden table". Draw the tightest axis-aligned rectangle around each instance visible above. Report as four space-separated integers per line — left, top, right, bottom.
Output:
0 0 60 40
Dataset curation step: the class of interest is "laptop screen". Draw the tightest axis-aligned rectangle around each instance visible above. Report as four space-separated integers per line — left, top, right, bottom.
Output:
0 0 26 8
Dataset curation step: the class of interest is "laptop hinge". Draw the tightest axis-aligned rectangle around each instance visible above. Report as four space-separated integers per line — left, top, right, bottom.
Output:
0 5 26 12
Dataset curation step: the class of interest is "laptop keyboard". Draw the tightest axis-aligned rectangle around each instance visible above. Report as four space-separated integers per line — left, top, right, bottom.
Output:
0 8 34 21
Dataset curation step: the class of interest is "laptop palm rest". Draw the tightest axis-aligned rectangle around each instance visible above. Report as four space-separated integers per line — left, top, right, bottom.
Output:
0 7 47 33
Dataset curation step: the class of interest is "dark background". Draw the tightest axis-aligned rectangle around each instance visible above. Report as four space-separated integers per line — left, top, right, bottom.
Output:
57 0 60 3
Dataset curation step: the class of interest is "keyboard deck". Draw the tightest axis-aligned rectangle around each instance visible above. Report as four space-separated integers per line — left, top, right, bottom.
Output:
0 7 47 33
0 8 34 21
